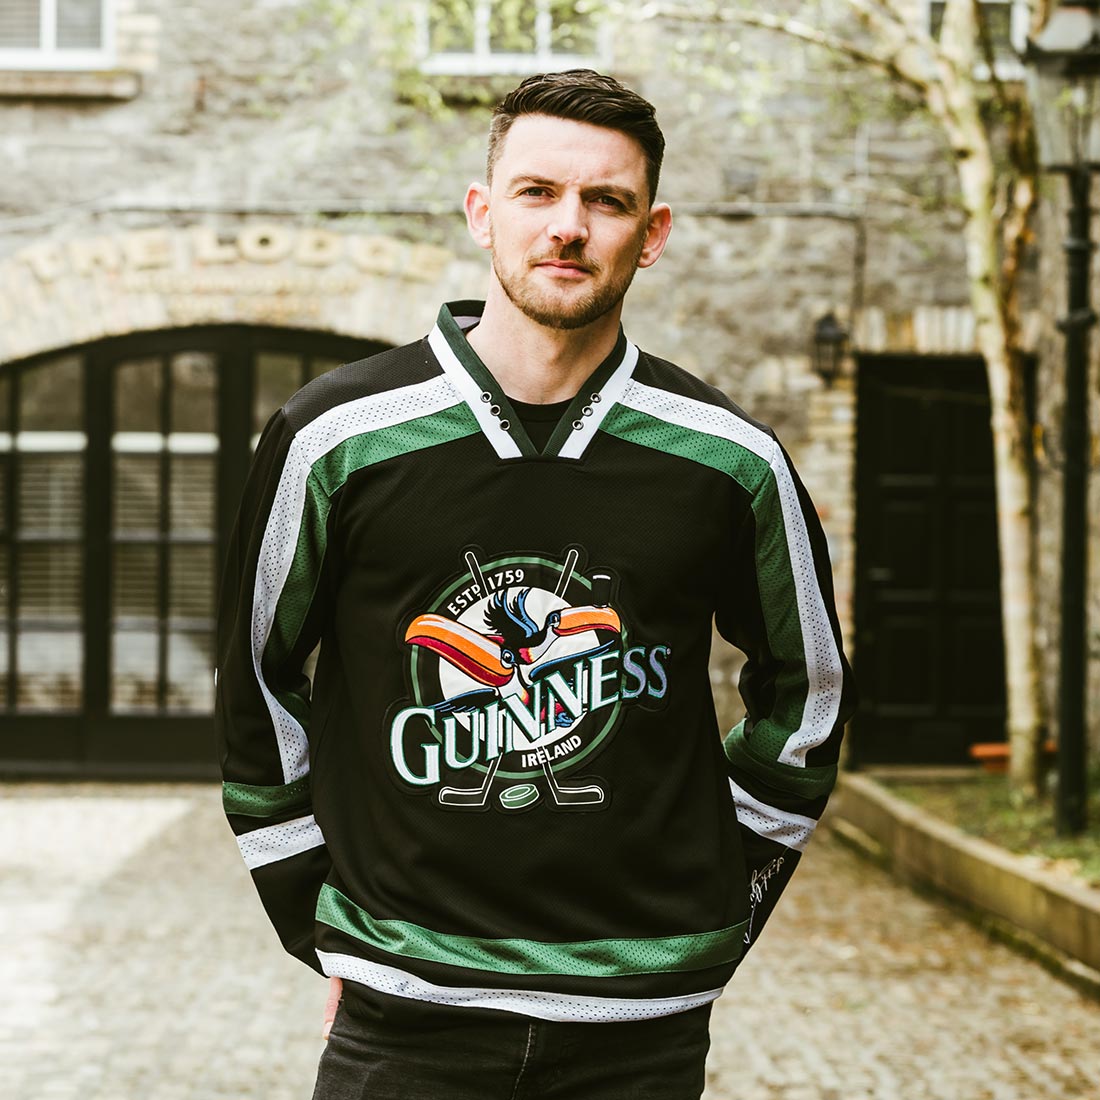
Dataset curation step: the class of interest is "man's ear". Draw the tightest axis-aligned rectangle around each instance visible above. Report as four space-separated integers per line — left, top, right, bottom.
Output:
464 182 492 251
637 203 673 269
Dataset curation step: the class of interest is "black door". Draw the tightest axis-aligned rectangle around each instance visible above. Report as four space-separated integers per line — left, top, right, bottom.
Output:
853 356 1006 765
0 326 385 778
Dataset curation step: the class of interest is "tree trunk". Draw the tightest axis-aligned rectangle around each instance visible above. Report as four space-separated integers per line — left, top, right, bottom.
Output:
954 134 1043 793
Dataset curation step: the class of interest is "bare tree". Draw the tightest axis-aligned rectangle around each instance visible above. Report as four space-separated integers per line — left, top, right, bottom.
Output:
626 0 1048 791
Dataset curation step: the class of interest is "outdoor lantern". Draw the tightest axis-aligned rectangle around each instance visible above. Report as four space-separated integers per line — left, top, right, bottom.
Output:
811 311 848 386
1024 2 1100 170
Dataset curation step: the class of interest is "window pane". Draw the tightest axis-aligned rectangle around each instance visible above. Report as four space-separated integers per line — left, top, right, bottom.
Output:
166 631 214 712
170 352 216 434
57 0 102 49
254 352 303 433
169 544 214 622
169 455 215 535
19 544 81 620
492 0 536 52
19 454 83 536
115 358 162 433
111 629 159 712
20 356 82 431
17 630 82 710
431 0 475 52
112 544 159 621
0 454 7 533
0 1 40 49
550 0 597 54
113 454 161 534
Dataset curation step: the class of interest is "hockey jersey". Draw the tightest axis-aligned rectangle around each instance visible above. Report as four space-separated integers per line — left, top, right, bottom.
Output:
215 300 856 1023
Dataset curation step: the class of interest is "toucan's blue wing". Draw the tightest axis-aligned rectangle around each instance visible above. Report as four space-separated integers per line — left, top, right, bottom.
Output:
435 689 499 715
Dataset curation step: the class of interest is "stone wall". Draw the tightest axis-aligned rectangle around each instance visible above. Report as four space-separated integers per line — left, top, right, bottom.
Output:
1 0 1090 750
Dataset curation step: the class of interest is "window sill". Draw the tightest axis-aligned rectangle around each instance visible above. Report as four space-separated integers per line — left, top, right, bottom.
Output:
0 68 141 100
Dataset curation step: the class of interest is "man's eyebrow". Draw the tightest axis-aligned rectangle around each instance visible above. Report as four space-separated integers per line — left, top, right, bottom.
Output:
506 174 641 209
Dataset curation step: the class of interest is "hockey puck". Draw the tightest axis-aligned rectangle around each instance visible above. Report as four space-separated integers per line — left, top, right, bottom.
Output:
499 783 539 810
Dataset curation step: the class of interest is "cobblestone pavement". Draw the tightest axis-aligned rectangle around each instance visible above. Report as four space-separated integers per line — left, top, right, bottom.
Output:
1 784 1098 1100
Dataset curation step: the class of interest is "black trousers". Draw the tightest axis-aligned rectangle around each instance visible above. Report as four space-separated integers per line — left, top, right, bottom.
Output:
312 982 713 1100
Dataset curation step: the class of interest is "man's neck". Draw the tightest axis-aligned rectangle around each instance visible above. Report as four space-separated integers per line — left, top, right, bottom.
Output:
465 286 623 404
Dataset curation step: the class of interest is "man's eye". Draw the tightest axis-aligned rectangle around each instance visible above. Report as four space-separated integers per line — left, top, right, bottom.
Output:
521 187 548 197
595 195 623 208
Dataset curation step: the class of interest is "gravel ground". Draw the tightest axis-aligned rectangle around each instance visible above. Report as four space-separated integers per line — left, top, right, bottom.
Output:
1 783 1097 1100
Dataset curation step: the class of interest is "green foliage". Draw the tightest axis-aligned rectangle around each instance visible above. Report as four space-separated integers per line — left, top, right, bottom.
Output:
887 773 1100 887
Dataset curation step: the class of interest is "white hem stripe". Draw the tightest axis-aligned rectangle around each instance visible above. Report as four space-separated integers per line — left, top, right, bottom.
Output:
315 950 724 1023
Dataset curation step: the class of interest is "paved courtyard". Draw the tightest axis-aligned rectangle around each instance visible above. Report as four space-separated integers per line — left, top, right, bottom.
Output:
1 783 1097 1100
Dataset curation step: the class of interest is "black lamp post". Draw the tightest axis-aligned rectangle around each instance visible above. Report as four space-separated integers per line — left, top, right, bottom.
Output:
1023 2 1100 835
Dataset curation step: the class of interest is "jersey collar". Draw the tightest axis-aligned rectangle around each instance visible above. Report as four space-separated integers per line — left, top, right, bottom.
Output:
427 300 639 461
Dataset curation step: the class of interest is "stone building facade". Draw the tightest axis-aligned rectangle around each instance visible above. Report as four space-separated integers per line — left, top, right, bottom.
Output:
0 0 1093 776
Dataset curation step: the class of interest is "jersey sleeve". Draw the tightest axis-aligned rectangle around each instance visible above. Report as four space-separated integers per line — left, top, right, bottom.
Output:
214 408 333 974
716 435 857 959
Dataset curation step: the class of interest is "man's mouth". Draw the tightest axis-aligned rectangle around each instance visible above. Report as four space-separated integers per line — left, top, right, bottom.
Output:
535 259 592 275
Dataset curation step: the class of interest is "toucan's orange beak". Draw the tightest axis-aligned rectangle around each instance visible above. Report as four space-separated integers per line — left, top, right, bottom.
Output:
552 605 622 636
404 614 513 687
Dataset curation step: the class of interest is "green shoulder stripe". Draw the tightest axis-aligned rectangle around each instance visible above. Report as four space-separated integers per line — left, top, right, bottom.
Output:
264 404 481 722
601 404 809 763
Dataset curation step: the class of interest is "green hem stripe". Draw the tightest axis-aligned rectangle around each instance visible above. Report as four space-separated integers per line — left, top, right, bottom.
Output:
316 885 746 978
223 777 311 818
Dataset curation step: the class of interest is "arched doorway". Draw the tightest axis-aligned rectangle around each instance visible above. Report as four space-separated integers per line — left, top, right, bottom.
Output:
0 325 387 777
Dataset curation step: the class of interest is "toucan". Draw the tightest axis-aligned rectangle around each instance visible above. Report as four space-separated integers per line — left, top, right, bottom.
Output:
404 587 622 692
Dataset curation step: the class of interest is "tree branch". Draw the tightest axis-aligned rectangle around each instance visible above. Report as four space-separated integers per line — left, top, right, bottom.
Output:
645 4 931 94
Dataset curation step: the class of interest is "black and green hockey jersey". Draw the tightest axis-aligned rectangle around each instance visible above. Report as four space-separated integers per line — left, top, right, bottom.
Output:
215 300 856 1023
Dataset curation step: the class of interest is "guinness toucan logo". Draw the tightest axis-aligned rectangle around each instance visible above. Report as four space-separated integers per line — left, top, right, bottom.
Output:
388 546 671 813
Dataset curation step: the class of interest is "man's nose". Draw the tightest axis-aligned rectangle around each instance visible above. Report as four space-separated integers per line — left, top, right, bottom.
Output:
547 196 588 246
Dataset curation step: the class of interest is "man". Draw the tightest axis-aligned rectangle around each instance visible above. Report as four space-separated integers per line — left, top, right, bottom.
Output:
216 69 855 1099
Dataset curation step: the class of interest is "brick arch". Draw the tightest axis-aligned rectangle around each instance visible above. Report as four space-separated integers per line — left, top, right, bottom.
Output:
0 221 485 367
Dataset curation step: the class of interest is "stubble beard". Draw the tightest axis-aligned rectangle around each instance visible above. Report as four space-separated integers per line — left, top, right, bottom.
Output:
490 232 647 332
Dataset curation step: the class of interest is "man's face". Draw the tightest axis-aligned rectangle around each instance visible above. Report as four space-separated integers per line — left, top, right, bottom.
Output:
468 114 670 331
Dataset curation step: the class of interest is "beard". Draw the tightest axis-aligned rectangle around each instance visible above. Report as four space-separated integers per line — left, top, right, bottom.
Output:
490 233 646 331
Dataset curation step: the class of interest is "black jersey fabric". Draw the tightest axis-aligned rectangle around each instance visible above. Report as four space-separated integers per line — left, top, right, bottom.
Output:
215 301 856 1023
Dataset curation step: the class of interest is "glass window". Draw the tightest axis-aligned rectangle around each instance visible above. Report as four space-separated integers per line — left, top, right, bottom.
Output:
0 0 113 71
421 0 606 75
58 0 103 50
110 349 217 716
0 2 40 49
11 356 85 712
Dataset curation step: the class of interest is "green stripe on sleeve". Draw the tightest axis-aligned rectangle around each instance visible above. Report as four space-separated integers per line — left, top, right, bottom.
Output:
723 723 837 799
262 404 481 727
316 885 746 977
222 776 311 818
602 405 810 761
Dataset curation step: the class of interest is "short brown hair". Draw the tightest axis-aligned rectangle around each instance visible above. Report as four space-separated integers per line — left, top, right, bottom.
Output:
487 69 665 205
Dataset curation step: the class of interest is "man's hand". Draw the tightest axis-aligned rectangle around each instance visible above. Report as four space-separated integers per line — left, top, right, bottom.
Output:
322 975 343 1040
